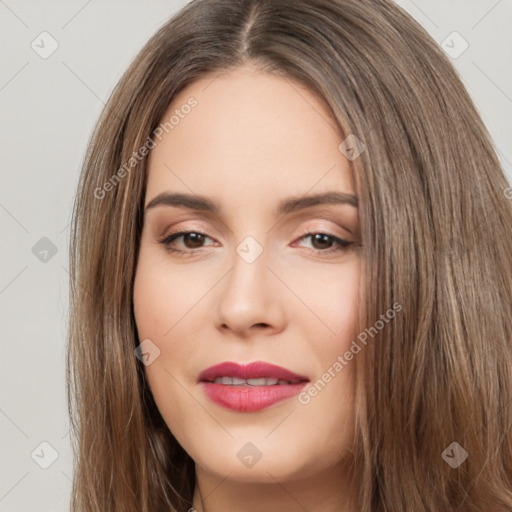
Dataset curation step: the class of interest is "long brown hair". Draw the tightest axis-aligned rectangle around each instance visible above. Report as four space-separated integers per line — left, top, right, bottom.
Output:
66 0 512 510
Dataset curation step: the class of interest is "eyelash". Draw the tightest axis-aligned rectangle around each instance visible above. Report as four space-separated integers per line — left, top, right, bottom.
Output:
158 229 354 257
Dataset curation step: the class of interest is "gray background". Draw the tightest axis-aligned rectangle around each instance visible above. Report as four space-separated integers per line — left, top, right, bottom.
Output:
1 1 511 510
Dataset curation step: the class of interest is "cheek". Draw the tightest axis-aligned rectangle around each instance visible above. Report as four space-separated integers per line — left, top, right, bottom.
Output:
133 266 193 401
327 269 360 358
132 250 211 407
133 258 201 437
290 259 360 443
133 248 211 342
282 255 361 344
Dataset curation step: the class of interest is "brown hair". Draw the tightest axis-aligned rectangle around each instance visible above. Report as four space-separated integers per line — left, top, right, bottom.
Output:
66 0 512 510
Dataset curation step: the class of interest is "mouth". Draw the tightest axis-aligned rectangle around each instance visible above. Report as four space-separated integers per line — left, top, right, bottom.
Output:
198 361 309 412
210 377 300 386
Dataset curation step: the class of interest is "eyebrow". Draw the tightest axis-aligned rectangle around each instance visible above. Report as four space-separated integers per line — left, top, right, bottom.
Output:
145 191 358 216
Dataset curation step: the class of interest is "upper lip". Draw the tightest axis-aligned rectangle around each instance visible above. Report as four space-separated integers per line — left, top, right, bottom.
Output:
198 361 309 383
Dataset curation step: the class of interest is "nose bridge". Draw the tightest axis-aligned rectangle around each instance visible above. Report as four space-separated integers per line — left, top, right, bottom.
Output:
215 231 284 333
227 233 270 298
235 234 266 266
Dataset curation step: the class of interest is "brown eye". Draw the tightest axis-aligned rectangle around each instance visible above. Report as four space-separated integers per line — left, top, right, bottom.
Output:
310 233 335 250
180 232 206 249
159 231 214 254
296 232 353 255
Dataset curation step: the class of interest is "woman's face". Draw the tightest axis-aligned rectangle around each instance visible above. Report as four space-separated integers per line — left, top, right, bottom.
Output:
133 63 361 487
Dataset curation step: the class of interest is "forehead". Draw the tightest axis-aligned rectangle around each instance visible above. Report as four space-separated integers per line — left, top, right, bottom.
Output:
146 65 355 207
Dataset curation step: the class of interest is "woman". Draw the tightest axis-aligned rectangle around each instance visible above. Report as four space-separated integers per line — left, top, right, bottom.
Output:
66 0 512 510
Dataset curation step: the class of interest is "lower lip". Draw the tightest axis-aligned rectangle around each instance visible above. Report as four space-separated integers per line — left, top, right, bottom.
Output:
201 382 308 412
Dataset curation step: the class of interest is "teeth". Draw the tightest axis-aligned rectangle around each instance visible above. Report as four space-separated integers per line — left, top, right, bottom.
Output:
213 377 287 386
246 378 268 386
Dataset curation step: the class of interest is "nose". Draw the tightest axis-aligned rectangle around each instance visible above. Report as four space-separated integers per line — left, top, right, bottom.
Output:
215 246 286 338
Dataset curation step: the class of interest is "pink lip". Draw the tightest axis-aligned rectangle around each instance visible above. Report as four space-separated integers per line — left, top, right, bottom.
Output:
198 361 308 383
198 361 309 412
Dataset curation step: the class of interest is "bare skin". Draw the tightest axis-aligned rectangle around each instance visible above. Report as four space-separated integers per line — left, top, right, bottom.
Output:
133 62 362 512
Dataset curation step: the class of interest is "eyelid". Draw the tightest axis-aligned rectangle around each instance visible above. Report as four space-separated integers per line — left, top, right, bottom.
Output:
294 219 352 236
158 219 352 243
149 210 232 238
284 211 358 237
157 221 212 239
